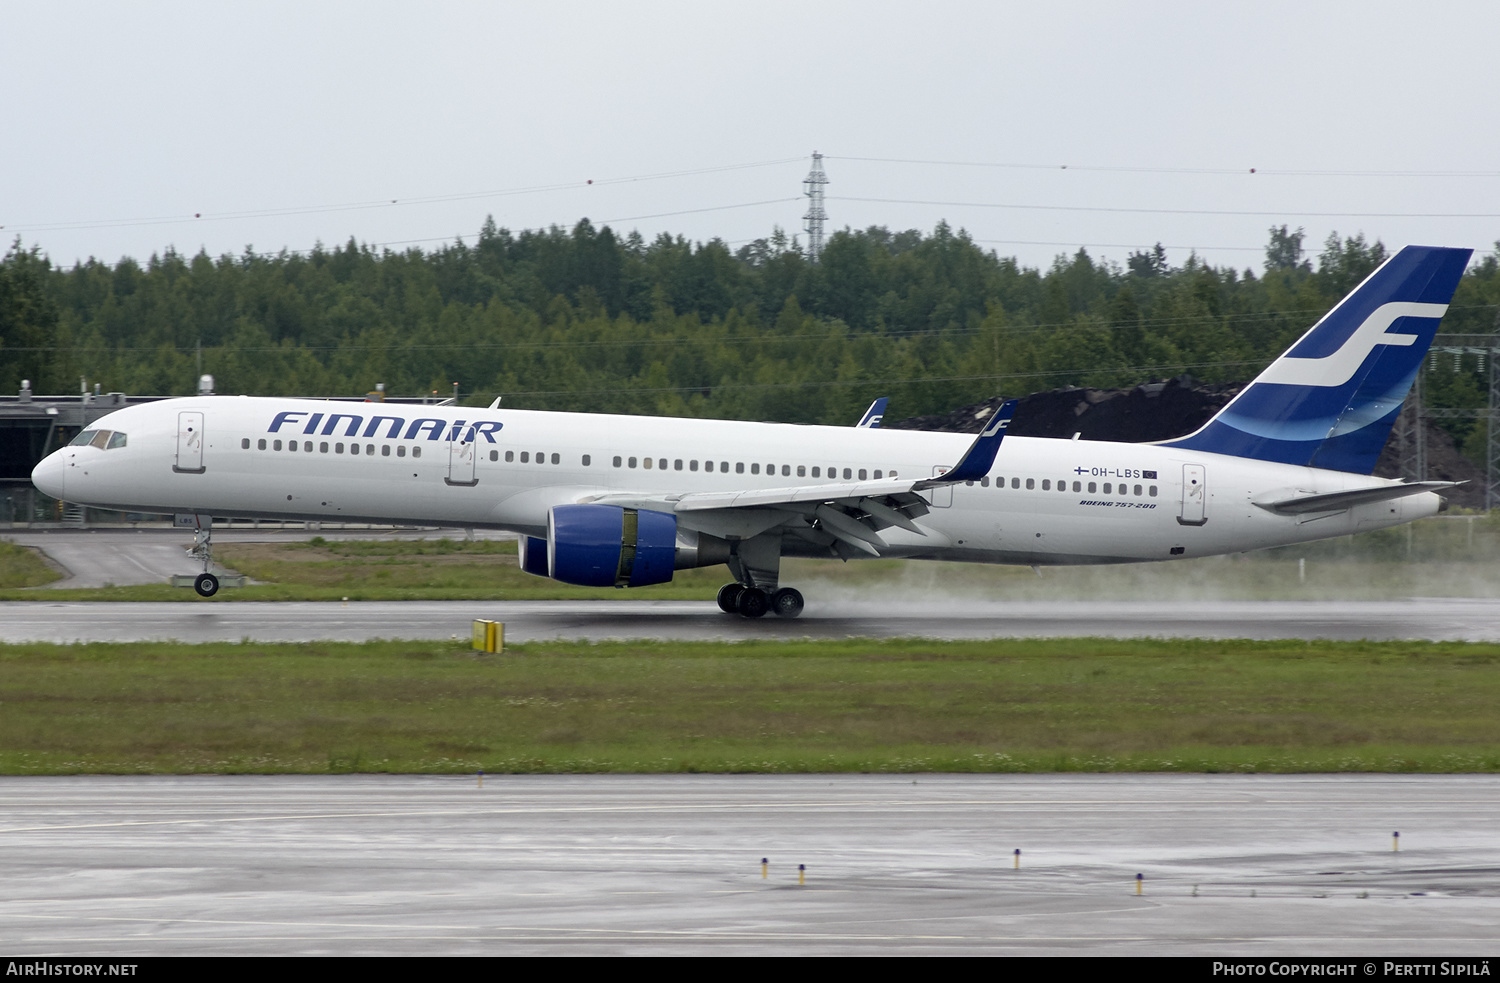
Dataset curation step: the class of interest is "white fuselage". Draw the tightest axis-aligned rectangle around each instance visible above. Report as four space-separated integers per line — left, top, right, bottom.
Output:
32 396 1437 566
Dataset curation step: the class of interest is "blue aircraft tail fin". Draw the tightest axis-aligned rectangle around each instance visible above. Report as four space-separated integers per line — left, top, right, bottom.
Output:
1160 245 1471 473
856 397 889 428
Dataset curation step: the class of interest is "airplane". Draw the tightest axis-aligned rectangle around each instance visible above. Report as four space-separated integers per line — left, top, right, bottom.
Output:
30 244 1472 619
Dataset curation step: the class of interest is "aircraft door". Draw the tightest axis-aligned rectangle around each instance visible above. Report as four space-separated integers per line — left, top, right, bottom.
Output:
446 428 478 487
174 411 205 474
928 465 953 507
1178 464 1207 526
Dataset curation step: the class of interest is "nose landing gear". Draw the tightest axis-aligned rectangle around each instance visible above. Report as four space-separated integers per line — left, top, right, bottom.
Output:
189 520 220 596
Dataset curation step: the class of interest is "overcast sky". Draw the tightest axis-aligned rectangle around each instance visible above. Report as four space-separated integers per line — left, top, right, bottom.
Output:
4 1 1498 274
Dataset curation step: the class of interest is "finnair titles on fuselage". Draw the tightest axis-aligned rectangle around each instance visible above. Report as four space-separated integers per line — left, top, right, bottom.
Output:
31 245 1473 618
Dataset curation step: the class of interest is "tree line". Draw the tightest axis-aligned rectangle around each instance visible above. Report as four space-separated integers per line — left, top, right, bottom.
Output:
2 221 1496 462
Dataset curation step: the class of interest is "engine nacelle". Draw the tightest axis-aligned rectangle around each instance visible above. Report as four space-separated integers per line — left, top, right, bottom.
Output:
546 504 677 587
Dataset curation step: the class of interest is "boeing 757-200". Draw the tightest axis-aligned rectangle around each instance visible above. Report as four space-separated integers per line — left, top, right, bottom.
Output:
30 245 1473 618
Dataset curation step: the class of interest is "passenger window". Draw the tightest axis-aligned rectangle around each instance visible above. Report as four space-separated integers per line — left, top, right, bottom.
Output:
319 442 328 453
366 444 374 455
273 439 283 451
289 440 298 452
241 438 250 449
628 457 638 468
690 460 698 471
781 465 789 476
1011 477 1019 489
797 465 806 477
643 457 652 470
1072 481 1081 492
382 445 391 457
489 450 498 462
1042 479 1051 490
1026 478 1035 490
724 462 731 473
335 443 344 454
843 468 852 480
397 446 406 458
874 470 882 479
737 462 745 474
350 444 359 455
521 452 530 463
583 455 591 466
1103 483 1111 494
751 463 760 475
674 459 682 471
810 467 819 477
304 441 312 452
1134 484 1142 496
555 454 563 465
1149 485 1157 497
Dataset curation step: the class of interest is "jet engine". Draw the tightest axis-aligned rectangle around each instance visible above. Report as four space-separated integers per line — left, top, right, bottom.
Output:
518 504 731 587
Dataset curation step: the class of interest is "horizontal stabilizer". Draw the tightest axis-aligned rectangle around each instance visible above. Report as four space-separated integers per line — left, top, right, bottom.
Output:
1253 480 1459 515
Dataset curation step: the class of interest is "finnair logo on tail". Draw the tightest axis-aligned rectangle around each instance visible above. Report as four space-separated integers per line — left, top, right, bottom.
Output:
1258 302 1447 388
980 414 1011 438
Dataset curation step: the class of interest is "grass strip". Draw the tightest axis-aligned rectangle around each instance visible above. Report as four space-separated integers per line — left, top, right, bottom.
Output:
2 637 1499 775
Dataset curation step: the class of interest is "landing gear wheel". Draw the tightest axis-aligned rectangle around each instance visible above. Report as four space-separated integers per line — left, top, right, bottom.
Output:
770 587 804 619
193 572 220 598
716 583 745 614
736 586 769 618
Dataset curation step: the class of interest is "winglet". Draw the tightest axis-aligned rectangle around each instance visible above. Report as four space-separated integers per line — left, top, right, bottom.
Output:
934 398 1018 482
856 397 889 428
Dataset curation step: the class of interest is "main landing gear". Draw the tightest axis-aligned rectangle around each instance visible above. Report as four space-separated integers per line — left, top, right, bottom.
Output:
717 583 804 619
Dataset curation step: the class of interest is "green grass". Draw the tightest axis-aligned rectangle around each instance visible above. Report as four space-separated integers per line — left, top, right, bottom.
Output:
0 540 63 589
3 637 1500 775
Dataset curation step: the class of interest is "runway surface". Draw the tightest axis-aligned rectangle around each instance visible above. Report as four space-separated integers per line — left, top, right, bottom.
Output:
4 597 1500 644
2 774 1498 956
4 528 507 589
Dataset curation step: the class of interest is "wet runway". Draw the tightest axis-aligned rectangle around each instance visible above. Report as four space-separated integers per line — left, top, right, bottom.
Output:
4 596 1500 644
2 774 1498 956
4 528 506 589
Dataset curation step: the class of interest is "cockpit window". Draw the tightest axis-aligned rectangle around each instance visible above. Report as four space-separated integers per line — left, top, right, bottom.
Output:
68 429 127 449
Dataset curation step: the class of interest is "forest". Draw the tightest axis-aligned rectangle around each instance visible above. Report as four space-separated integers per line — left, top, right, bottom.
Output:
2 221 1497 465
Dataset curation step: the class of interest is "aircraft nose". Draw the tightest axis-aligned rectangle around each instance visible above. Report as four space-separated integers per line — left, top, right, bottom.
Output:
31 450 66 500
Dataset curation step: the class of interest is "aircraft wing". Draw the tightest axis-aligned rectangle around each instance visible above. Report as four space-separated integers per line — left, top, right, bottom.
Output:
583 399 1017 556
1252 480 1460 515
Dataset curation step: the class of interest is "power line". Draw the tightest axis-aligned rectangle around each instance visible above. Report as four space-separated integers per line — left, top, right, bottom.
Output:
835 196 1500 220
20 305 1496 356
1 157 806 235
830 156 1500 179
